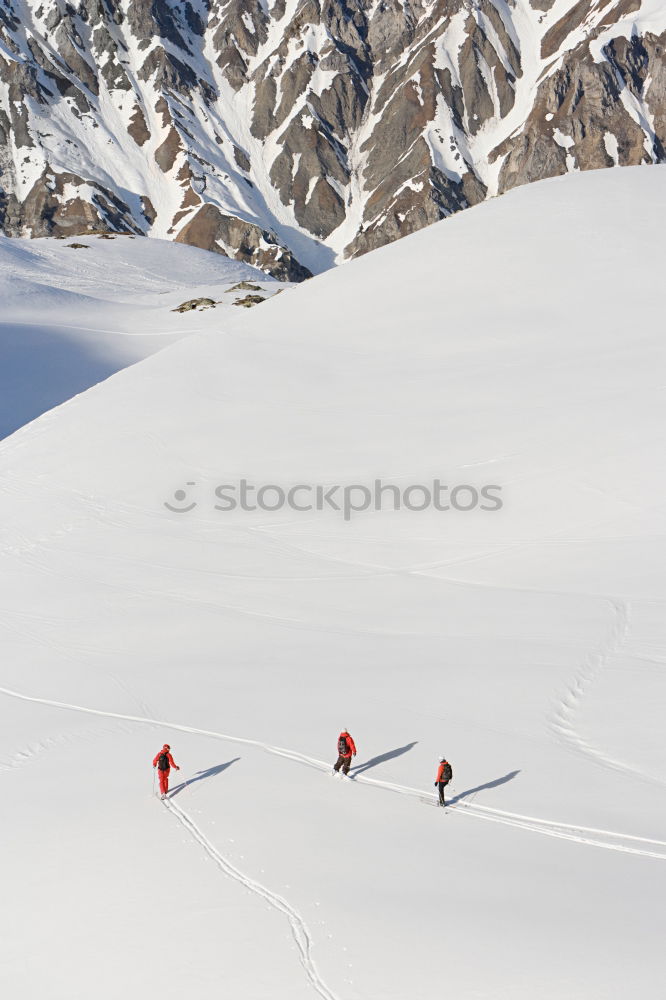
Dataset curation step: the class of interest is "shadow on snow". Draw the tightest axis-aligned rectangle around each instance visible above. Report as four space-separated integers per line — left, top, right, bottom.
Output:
168 758 241 798
448 770 521 806
350 742 419 777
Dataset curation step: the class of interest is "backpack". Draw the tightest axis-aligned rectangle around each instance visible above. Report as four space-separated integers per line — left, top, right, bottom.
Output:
338 735 349 756
442 761 452 782
157 752 170 771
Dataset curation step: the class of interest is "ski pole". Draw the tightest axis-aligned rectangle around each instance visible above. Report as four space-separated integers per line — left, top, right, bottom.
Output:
152 767 156 797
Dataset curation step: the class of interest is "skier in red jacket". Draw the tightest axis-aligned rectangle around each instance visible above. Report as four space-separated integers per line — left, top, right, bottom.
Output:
333 729 356 776
153 744 180 799
434 757 453 806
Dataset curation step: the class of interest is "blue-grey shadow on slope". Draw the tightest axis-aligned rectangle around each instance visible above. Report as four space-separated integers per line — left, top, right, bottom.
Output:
350 742 418 778
448 770 520 806
0 321 130 439
168 758 241 798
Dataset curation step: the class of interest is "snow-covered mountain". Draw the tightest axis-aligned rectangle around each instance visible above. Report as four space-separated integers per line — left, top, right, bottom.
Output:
1 0 664 277
1 167 665 998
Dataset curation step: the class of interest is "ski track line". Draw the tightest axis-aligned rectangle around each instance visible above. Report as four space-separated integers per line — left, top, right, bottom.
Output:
0 682 326 769
549 597 629 759
164 798 340 1000
408 565 666 790
0 683 664 861
450 803 666 861
358 775 666 860
547 598 666 790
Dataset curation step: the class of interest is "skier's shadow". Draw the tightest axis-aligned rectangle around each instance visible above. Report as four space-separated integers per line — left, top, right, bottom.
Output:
448 770 520 806
168 758 241 798
350 742 418 778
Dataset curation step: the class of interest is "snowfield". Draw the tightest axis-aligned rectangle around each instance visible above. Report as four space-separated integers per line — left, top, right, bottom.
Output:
1 166 665 999
0 234 280 438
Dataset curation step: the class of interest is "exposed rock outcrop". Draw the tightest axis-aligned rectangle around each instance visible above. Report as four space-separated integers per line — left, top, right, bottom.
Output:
175 205 312 282
172 297 216 312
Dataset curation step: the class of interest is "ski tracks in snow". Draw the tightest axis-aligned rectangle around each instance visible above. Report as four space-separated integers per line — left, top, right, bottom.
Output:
451 800 666 861
548 598 666 789
0 683 341 1000
0 681 665 862
549 598 630 764
163 798 340 1000
355 773 666 861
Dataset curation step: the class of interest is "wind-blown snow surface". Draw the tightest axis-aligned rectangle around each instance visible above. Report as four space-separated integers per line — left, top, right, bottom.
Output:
1 166 665 999
0 234 279 437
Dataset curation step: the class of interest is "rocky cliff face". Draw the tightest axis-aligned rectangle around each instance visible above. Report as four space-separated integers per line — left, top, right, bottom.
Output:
0 0 664 277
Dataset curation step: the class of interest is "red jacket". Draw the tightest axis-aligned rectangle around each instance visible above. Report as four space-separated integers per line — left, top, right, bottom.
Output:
153 749 176 770
338 732 356 757
436 761 451 783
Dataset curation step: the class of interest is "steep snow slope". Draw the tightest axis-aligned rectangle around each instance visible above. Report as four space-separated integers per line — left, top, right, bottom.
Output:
0 166 665 1000
0 233 281 437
